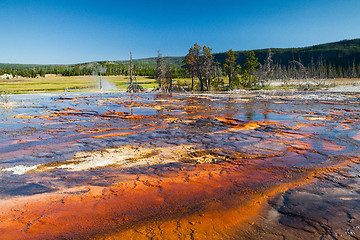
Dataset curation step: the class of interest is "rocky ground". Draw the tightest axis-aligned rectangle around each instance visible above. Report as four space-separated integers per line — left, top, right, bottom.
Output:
243 159 360 240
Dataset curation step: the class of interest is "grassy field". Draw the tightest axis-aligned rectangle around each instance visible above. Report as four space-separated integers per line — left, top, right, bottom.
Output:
0 75 195 93
0 75 96 93
106 76 158 90
1 75 359 93
0 75 160 93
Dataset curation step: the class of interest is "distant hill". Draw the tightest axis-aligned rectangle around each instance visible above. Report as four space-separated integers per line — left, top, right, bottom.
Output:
1 38 360 70
117 38 360 69
0 63 61 70
115 56 185 68
216 38 360 69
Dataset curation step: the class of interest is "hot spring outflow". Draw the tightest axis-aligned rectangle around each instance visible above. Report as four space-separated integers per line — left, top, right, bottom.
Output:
99 71 102 92
95 66 117 93
0 92 359 239
99 66 106 92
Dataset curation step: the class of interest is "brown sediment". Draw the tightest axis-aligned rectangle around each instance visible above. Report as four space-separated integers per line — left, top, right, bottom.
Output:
0 138 354 239
0 156 322 240
2 92 360 239
2 153 355 240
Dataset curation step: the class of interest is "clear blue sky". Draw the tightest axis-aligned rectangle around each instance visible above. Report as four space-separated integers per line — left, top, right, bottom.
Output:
0 0 359 64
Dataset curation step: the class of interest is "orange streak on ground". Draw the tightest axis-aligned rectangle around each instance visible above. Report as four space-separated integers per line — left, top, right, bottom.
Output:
11 114 38 119
91 131 135 139
214 116 246 126
64 108 81 111
214 119 311 134
165 115 208 122
304 116 333 121
353 131 360 141
322 140 346 151
0 161 320 240
213 117 261 133
91 125 167 139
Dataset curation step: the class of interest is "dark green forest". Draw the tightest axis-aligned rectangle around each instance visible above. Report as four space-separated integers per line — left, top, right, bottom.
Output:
1 39 360 79
215 39 360 69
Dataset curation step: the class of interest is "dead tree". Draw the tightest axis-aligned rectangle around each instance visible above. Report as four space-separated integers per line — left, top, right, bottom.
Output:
259 49 274 87
290 60 308 89
164 59 173 91
130 50 133 85
127 50 144 93
155 50 165 90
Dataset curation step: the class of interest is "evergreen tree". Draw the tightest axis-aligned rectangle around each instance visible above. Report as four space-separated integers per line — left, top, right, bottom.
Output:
200 45 215 91
212 63 224 90
223 49 236 89
185 43 201 91
243 51 259 87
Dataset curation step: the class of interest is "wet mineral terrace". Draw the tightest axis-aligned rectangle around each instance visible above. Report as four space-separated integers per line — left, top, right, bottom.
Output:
0 91 359 239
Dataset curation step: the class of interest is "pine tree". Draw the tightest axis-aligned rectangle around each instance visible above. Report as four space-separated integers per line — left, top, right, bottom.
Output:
223 49 236 89
201 45 214 91
243 51 259 87
185 43 201 91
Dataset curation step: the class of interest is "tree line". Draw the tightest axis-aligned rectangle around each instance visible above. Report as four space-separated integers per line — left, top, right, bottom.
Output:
2 40 360 92
183 44 261 91
182 43 360 91
0 62 186 79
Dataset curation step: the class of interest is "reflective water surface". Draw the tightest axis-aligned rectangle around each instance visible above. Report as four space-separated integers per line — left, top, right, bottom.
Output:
0 91 359 239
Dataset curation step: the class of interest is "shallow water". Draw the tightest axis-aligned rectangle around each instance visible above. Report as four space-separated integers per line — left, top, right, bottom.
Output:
0 91 359 239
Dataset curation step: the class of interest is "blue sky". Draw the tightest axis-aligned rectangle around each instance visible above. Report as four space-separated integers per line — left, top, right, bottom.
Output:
0 0 359 64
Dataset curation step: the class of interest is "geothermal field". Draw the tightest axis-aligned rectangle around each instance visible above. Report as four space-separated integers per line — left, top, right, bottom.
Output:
0 90 359 239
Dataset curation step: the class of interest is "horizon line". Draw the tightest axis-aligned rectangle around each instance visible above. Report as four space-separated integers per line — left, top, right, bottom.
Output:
1 38 359 66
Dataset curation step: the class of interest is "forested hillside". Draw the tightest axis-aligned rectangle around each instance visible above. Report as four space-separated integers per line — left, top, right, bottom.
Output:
215 39 360 69
1 39 360 78
126 38 360 69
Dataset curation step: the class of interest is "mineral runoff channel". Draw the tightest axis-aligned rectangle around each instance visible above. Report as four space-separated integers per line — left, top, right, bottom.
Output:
0 91 359 239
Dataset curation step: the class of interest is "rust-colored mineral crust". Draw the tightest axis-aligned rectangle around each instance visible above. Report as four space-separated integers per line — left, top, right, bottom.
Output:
0 92 359 239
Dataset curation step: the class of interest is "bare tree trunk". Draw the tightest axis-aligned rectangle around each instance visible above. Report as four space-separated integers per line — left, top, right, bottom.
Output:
156 50 164 89
130 50 133 85
169 76 172 90
191 76 194 91
228 73 232 90
200 78 205 91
